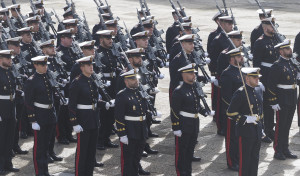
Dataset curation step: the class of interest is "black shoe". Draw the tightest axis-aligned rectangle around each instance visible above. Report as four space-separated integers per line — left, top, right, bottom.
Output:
58 138 69 145
148 132 159 138
49 153 63 161
192 156 201 162
145 148 158 155
284 152 298 159
0 169 6 175
217 130 225 136
104 141 119 148
142 151 148 157
48 155 54 163
13 147 29 155
139 167 150 175
228 164 239 171
67 137 77 143
94 162 104 167
152 119 161 124
97 144 106 150
274 152 286 160
261 136 272 143
5 167 19 172
20 132 28 139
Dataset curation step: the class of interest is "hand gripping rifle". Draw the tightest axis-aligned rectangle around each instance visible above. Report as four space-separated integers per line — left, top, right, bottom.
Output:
46 70 67 104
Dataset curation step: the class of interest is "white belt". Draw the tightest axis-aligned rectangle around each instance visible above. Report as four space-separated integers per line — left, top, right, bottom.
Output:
179 111 199 118
261 62 273 67
103 72 116 78
277 84 297 89
0 94 15 100
77 103 97 110
125 115 146 121
34 102 53 109
29 69 33 72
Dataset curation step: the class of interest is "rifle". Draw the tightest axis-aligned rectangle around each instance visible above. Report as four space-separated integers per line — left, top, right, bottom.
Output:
98 0 104 6
221 0 229 15
254 0 285 43
65 0 79 19
46 70 67 104
1 0 18 37
11 62 26 89
104 0 113 17
230 8 238 31
123 22 136 49
169 0 183 23
53 9 65 31
176 1 186 17
214 0 223 14
181 50 211 113
82 12 93 41
91 72 112 101
93 0 109 27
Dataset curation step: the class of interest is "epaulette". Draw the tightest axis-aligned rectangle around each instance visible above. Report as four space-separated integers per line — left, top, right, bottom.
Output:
28 74 35 80
117 88 126 96
75 74 82 80
174 52 182 58
238 86 244 91
175 83 183 91
215 33 222 40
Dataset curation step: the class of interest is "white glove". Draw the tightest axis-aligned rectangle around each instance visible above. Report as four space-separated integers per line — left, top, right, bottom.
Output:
158 73 165 79
248 53 253 60
204 52 209 57
246 116 258 124
271 104 281 111
210 76 219 86
0 116 2 122
297 72 300 80
32 122 41 131
62 79 69 84
152 111 162 119
142 84 150 90
21 91 25 97
105 80 111 87
150 87 160 94
60 98 69 105
164 62 169 68
206 110 215 116
258 82 265 92
105 99 115 110
120 135 129 145
173 130 182 137
167 54 170 60
73 125 83 133
205 58 211 64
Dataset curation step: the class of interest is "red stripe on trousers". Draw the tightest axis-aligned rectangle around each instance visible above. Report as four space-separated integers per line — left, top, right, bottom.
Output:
239 137 242 176
175 136 180 176
226 118 232 167
273 111 280 153
55 124 60 140
33 130 38 175
121 142 124 176
216 87 221 129
75 133 81 176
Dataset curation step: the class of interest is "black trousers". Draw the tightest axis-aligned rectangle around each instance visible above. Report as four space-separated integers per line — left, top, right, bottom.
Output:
0 117 16 170
239 136 261 176
214 86 222 132
263 92 275 136
75 128 98 176
57 105 72 140
20 106 31 134
33 124 55 175
273 105 296 153
297 89 300 126
121 139 146 176
225 118 239 168
48 123 56 155
175 131 198 176
98 108 115 144
13 102 23 149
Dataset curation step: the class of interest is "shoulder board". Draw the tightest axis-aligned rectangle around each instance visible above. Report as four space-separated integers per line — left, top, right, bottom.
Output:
75 74 82 80
175 52 182 58
238 86 244 91
215 33 221 40
28 74 35 80
117 88 126 96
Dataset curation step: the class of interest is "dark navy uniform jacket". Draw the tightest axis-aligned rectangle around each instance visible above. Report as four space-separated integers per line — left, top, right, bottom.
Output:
252 34 279 85
114 87 148 140
267 56 297 106
166 22 179 54
227 85 263 139
250 24 263 53
68 74 106 130
170 82 206 133
24 72 57 125
0 66 16 120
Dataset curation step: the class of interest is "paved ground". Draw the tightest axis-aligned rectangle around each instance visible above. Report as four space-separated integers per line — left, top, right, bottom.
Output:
4 0 300 175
